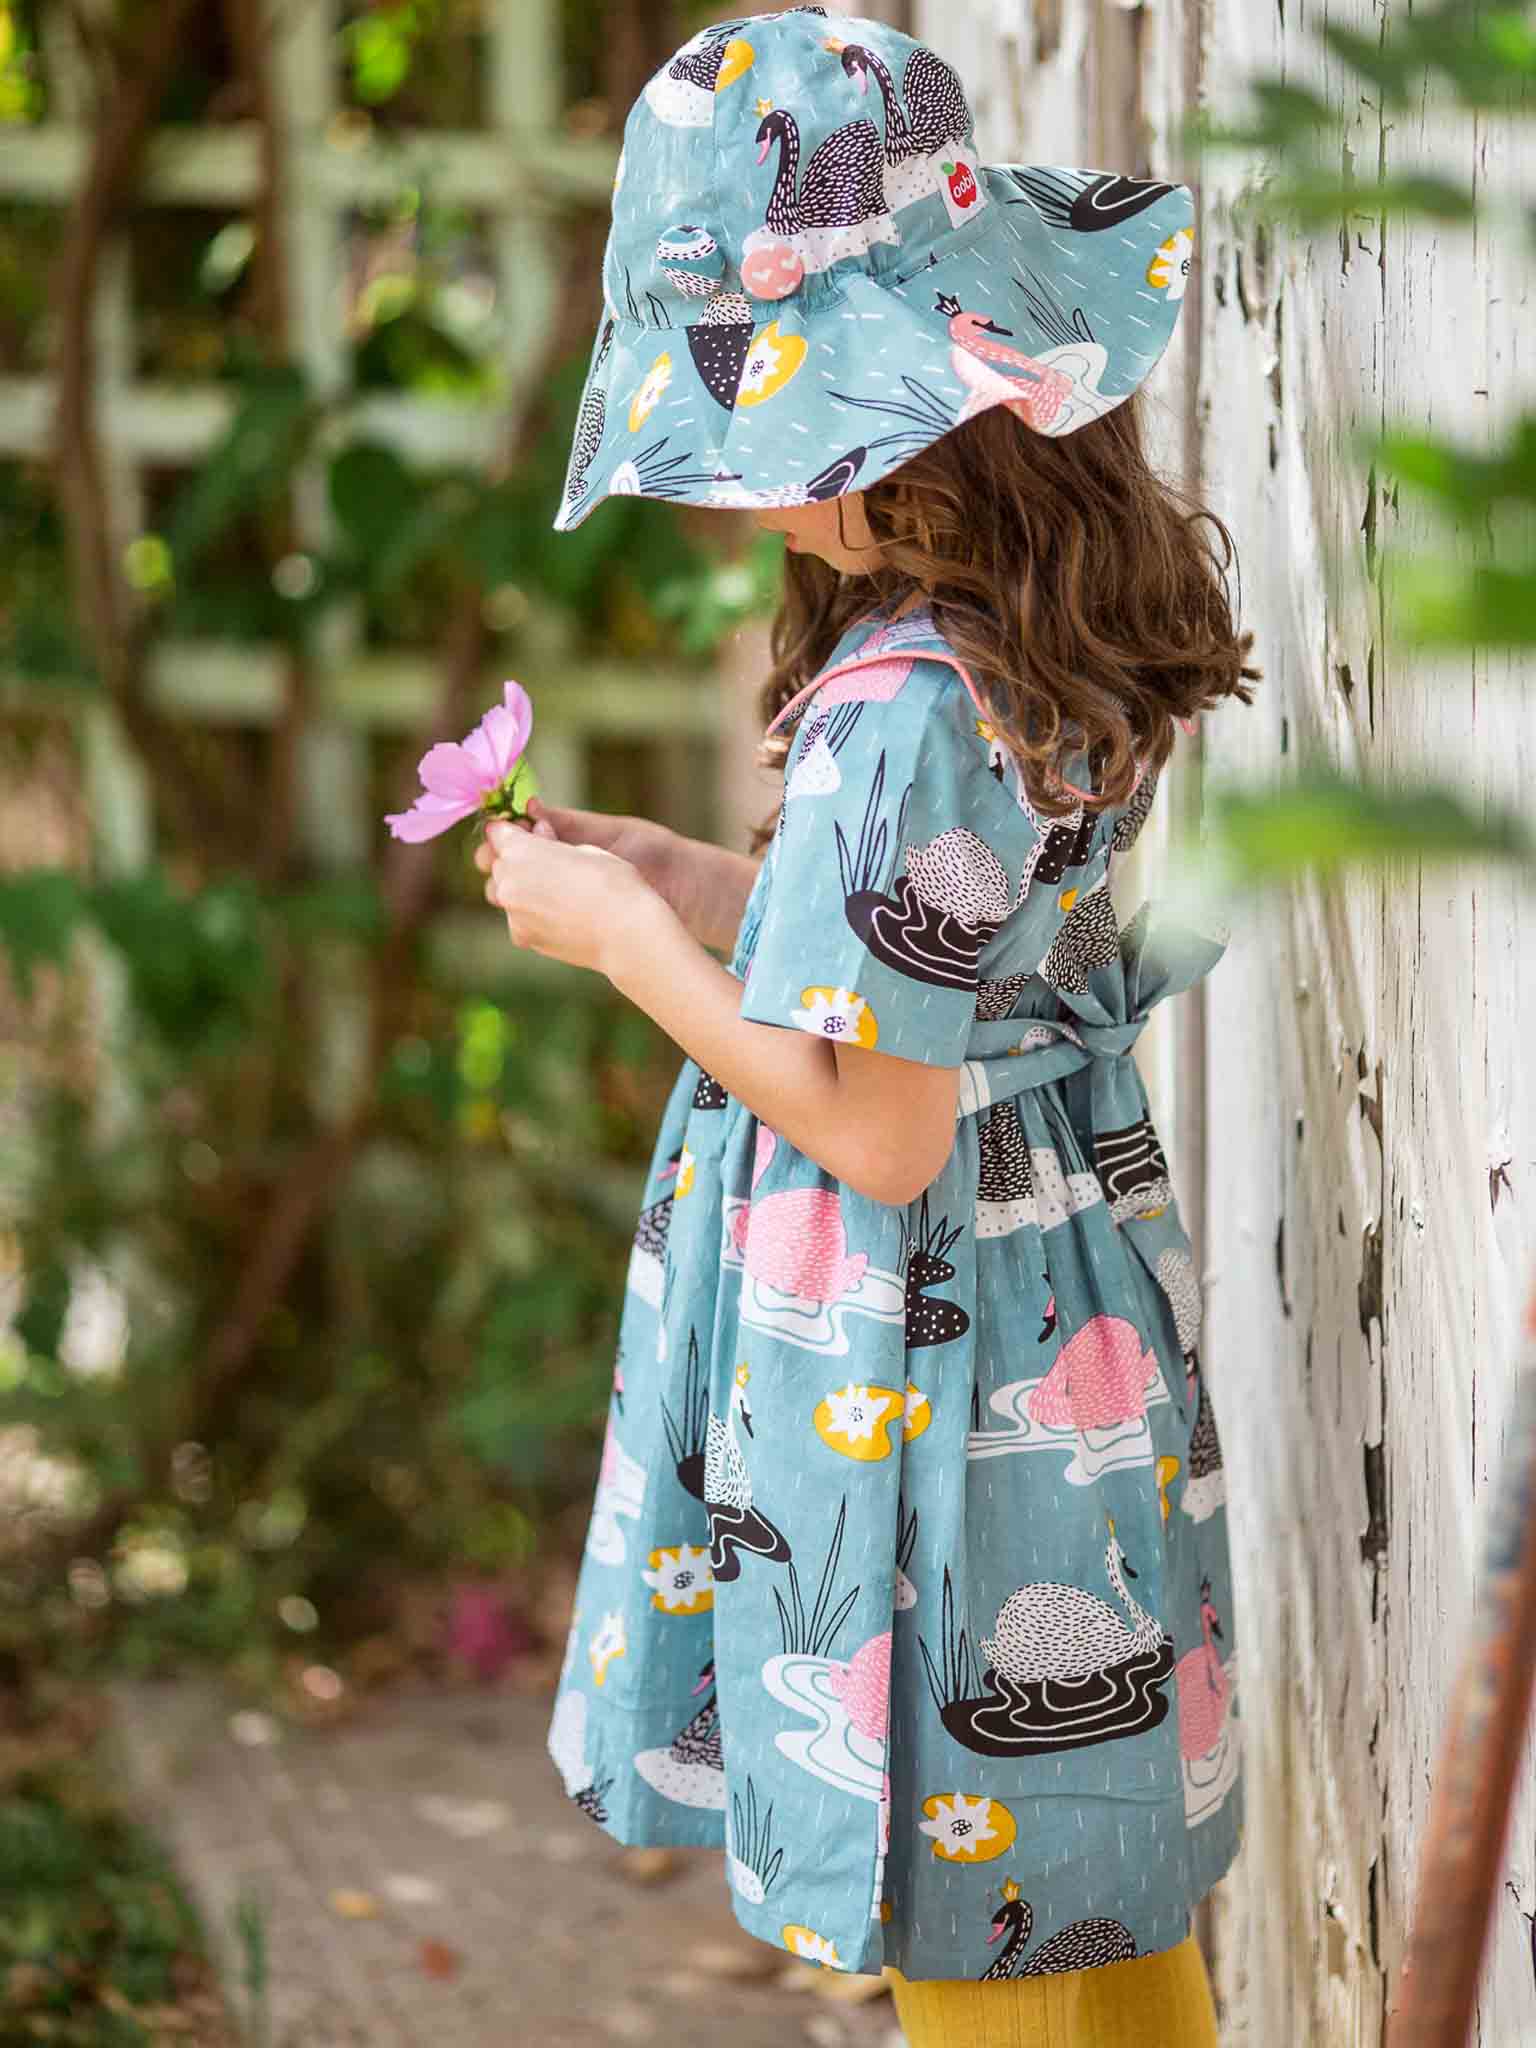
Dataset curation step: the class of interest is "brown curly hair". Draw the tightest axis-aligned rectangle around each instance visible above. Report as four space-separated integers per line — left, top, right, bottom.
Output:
748 392 1259 855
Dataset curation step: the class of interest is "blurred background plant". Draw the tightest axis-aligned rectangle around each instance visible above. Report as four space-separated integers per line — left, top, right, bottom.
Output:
0 10 766 2026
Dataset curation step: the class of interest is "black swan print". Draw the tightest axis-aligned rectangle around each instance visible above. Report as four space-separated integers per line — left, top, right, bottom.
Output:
634 1659 726 1809
753 104 899 276
703 1363 793 1580
1001 167 1177 232
1094 1115 1174 1223
834 40 971 211
901 1194 970 1348
981 1878 1137 1981
839 749 1011 991
1038 883 1121 996
918 1521 1175 1757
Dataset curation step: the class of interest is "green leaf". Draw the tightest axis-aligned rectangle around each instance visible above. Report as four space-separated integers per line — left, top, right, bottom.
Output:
1260 170 1477 228
1205 771 1535 884
0 868 87 998
1321 23 1427 103
327 441 423 559
1393 559 1536 645
1368 418 1536 514
165 367 314 575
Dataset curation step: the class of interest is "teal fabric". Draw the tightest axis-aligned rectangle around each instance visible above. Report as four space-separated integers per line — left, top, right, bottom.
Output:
547 608 1243 1980
553 7 1195 530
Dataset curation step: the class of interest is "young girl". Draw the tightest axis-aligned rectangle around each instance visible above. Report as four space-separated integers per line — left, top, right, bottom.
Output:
479 13 1257 2042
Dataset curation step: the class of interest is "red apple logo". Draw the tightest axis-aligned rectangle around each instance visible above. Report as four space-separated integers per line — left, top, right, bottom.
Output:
943 158 978 209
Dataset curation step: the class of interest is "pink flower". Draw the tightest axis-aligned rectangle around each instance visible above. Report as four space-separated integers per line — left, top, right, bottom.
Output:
443 1582 533 1682
384 680 534 842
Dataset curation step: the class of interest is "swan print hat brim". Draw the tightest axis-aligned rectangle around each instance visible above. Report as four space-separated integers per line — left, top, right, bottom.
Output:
553 7 1195 531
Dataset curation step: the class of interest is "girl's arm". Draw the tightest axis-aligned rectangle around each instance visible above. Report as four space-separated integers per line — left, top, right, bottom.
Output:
480 818 959 1205
604 886 961 1207
671 834 765 952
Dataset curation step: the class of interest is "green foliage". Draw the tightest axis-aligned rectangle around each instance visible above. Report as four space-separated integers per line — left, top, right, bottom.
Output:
1 1755 216 2040
164 367 316 579
1322 4 1536 111
0 0 762 1746
0 850 671 1678
343 0 445 107
89 872 270 1060
651 533 787 655
1204 770 1536 885
1369 417 1536 516
0 866 86 998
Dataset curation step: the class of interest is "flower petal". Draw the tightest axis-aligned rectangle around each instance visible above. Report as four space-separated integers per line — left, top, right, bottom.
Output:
418 741 492 801
460 720 504 787
385 794 478 842
478 702 526 781
500 680 534 752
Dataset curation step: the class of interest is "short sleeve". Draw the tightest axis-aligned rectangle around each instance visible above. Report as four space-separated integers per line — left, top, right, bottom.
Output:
738 659 1041 1066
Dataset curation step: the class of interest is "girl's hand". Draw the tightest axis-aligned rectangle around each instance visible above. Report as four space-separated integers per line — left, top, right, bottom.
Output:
479 815 667 978
474 798 758 951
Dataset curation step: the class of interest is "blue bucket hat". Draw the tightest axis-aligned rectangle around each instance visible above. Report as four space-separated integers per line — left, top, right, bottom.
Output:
553 6 1195 531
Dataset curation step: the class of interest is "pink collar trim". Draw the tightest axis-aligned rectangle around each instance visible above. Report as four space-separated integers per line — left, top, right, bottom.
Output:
763 643 1161 807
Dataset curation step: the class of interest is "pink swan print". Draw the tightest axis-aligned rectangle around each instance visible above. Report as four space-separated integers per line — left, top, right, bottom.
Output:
1026 1313 1158 1431
1175 1577 1230 1760
937 291 1074 430
731 1126 870 1303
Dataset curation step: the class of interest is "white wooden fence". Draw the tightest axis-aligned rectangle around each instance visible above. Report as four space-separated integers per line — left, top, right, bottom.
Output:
923 2 1536 2042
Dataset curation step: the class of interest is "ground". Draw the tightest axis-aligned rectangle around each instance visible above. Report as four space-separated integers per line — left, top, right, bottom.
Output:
109 1679 906 2048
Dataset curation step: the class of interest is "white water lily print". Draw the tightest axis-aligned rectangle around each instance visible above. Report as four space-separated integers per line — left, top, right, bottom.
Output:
919 1791 1017 1864
789 986 878 1048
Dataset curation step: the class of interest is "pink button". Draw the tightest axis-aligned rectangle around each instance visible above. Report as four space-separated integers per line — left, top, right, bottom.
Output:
741 234 804 301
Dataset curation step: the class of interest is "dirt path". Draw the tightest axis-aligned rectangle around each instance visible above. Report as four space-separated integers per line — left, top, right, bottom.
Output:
110 1679 905 2048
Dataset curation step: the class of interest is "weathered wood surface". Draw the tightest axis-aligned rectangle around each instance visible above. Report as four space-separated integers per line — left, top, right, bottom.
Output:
918 2 1536 2042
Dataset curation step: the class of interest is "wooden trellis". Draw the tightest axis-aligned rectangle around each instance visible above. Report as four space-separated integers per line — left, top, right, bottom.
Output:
0 1 721 1067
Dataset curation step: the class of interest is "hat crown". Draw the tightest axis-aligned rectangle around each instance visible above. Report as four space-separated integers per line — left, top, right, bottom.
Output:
603 8 986 324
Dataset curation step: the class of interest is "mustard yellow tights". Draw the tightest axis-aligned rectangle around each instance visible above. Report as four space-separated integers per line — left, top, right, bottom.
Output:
888 1932 1220 2048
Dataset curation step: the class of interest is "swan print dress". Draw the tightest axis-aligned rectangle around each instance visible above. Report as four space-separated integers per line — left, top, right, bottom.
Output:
547 606 1242 1981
